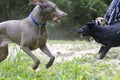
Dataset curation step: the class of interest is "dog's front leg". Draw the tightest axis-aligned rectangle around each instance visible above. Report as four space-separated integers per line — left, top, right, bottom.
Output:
98 46 111 59
98 46 105 54
21 46 40 70
40 45 55 69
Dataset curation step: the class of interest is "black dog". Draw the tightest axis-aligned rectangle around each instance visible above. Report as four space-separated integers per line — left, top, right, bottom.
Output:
78 21 120 59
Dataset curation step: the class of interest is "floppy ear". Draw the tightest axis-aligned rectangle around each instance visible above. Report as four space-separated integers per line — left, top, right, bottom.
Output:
30 0 44 5
105 20 108 25
87 22 96 29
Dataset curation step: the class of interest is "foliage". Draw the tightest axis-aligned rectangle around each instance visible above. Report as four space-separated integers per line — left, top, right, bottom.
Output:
0 0 31 21
52 0 108 24
0 0 110 39
49 0 108 39
104 0 112 5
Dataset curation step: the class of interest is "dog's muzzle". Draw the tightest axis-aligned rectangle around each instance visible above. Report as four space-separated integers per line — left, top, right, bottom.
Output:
78 29 83 33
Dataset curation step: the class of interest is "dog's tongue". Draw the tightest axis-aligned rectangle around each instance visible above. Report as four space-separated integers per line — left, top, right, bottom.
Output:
53 17 61 24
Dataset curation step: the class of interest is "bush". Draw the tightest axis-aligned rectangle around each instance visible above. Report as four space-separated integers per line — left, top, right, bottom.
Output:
0 0 109 40
49 0 108 40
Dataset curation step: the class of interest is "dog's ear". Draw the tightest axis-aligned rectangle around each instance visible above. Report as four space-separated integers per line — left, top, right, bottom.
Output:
105 20 108 25
86 22 96 29
30 0 44 5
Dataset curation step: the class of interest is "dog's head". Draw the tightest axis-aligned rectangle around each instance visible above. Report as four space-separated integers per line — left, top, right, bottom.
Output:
30 0 67 24
78 21 97 36
95 17 108 26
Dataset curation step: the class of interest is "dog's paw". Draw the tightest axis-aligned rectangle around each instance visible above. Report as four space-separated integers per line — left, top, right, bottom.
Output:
32 60 40 70
32 65 38 70
46 56 55 69
46 64 50 69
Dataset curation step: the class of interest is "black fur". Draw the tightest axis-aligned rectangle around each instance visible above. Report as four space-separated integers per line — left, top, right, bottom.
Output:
78 21 120 59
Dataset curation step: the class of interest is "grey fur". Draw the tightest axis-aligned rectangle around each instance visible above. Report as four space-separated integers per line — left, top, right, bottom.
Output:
0 0 67 70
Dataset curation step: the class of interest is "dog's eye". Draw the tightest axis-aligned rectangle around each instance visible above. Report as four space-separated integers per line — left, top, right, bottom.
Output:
101 20 104 22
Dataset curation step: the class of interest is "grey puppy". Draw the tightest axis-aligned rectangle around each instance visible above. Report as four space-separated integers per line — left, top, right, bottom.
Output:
0 0 67 70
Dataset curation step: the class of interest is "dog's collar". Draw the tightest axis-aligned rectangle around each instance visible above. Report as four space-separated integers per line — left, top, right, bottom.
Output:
29 13 46 27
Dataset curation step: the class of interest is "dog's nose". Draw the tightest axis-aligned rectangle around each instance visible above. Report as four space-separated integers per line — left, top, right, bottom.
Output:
64 13 68 16
62 13 68 17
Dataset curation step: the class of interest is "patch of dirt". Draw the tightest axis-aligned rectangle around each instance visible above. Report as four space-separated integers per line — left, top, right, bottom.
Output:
43 44 120 69
8 43 120 68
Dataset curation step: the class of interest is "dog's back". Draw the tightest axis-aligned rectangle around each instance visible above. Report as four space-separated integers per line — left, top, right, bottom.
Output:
0 20 22 44
91 22 120 46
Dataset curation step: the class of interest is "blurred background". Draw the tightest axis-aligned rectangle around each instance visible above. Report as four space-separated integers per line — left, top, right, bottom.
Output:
0 0 112 40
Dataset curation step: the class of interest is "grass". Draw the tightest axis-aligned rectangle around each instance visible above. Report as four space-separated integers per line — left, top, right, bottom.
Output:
0 40 120 80
48 40 88 44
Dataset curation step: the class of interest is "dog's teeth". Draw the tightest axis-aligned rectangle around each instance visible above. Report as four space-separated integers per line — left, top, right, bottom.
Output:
53 17 57 21
57 20 61 24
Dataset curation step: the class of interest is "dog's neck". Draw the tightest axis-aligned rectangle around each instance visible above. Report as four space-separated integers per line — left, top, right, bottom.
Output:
30 5 46 26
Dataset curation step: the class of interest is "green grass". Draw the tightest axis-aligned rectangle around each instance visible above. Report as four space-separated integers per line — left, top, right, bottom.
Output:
0 40 120 80
1 53 120 80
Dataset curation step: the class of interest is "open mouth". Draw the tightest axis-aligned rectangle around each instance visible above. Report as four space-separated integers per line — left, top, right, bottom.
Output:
81 33 89 36
53 16 61 24
78 32 88 37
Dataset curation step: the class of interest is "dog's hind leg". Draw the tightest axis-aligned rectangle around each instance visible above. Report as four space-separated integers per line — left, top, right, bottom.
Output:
98 46 111 59
0 46 8 62
40 45 55 69
0 35 11 62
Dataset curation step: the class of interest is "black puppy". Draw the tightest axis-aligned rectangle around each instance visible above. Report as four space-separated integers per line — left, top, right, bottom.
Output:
78 21 120 59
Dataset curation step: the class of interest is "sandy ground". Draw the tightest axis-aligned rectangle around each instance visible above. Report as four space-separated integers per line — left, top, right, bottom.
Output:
8 43 99 62
8 43 120 65
47 44 98 62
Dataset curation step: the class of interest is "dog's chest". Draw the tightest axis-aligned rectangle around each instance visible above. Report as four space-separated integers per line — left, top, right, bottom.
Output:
30 27 48 50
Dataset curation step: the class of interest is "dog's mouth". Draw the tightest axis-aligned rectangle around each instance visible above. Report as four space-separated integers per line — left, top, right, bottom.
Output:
52 16 61 24
78 32 89 37
52 13 67 24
